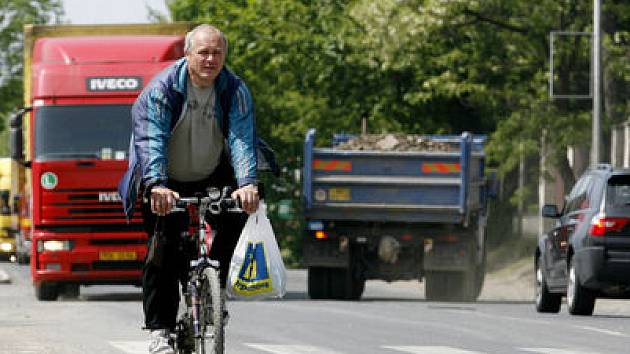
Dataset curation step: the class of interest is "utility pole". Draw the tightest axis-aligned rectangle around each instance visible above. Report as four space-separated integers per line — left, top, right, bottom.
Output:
592 0 601 165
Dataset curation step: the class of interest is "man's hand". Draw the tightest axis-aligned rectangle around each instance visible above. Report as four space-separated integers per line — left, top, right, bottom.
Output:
150 186 180 216
232 184 259 214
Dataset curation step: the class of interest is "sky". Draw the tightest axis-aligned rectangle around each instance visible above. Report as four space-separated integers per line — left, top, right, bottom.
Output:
61 0 170 24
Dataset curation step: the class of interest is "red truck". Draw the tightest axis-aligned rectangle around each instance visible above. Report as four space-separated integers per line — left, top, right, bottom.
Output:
10 23 195 300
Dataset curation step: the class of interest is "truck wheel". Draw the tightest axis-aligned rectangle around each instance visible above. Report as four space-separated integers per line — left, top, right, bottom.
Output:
567 259 595 316
329 268 365 300
472 223 487 299
457 269 478 302
535 255 561 313
425 271 447 301
61 284 80 299
35 282 58 301
425 271 476 302
473 267 485 300
16 253 28 265
472 247 486 299
308 267 330 299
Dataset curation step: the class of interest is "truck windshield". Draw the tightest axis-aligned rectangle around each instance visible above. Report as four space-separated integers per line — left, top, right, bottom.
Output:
35 104 132 161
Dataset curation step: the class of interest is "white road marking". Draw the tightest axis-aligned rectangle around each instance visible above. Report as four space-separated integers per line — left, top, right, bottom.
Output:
0 344 50 354
0 268 10 283
575 325 627 337
109 341 148 354
244 343 344 354
520 348 602 354
383 346 486 354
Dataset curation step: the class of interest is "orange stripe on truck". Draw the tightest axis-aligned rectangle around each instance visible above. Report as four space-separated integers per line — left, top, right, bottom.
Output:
313 160 352 171
422 162 461 174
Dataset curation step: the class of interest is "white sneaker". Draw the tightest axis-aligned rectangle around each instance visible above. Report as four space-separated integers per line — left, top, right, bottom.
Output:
148 329 174 354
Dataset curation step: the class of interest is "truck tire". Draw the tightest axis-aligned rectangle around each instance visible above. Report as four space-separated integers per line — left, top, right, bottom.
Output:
329 268 365 300
472 222 487 299
308 267 330 299
15 235 29 265
16 253 29 265
308 267 365 300
35 282 58 301
472 244 487 299
425 271 448 301
61 284 80 299
425 270 476 302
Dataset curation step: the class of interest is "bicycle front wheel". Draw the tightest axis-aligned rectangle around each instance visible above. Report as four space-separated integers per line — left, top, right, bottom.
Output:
196 266 224 354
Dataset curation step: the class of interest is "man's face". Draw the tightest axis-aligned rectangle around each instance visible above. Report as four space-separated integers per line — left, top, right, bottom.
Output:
186 30 226 87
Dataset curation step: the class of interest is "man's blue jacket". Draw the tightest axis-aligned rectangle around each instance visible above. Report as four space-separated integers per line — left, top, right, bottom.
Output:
118 58 257 218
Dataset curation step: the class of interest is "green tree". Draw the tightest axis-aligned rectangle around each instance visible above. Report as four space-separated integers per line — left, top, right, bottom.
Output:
352 0 629 196
0 0 63 155
166 0 630 248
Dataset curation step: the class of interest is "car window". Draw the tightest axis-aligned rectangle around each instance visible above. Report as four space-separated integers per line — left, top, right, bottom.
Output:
588 176 604 208
606 175 630 208
566 175 591 214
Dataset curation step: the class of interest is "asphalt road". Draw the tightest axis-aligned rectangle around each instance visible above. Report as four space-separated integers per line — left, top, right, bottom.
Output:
1 262 630 354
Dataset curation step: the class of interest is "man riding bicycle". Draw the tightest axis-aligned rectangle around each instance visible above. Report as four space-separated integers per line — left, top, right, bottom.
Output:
118 24 259 354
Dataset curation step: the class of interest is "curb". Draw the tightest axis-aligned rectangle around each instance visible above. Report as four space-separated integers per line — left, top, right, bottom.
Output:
0 268 10 284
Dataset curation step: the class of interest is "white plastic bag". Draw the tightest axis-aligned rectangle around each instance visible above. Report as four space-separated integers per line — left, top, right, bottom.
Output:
227 201 286 300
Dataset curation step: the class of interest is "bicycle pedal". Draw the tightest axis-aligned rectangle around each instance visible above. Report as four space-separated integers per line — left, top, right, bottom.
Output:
204 330 215 339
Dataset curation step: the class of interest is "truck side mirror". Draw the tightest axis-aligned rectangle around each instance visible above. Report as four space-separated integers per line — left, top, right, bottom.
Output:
542 204 560 218
486 170 499 198
9 107 31 163
12 195 20 215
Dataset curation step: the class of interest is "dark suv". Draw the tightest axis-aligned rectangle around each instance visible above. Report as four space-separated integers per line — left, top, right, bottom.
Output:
535 164 630 315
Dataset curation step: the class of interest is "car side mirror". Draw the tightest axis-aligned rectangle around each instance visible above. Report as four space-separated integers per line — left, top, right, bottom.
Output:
542 204 560 218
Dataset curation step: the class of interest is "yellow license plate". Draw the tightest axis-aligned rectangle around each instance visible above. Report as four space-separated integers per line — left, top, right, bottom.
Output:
99 251 137 261
328 188 351 201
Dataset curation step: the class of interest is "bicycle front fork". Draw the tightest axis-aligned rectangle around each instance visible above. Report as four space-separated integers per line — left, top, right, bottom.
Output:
189 281 202 338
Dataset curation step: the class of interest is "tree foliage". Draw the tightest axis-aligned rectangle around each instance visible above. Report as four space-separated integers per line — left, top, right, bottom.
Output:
165 0 630 249
0 0 63 155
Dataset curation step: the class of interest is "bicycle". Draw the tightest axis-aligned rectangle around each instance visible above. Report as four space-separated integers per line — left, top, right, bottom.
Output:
169 186 242 354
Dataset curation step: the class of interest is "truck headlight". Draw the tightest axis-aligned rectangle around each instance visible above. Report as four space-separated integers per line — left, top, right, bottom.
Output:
0 242 12 252
39 240 73 252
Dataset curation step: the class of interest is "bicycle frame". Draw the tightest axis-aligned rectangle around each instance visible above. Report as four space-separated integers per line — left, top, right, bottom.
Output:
171 187 241 354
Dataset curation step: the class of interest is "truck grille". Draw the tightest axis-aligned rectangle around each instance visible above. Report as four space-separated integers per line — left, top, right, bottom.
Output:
41 189 143 225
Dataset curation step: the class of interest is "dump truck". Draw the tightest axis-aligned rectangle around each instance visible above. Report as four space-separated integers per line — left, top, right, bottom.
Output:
302 129 491 301
9 23 195 300
0 158 17 261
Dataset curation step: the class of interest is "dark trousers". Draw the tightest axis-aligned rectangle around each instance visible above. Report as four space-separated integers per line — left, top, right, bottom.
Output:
141 159 248 331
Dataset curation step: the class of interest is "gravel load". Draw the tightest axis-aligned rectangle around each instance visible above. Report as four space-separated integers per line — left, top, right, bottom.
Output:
335 134 460 152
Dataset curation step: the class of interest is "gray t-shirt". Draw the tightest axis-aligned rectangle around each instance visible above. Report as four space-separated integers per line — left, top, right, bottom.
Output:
167 81 224 182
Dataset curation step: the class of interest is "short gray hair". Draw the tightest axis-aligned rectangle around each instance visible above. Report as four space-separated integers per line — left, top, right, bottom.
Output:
184 24 228 56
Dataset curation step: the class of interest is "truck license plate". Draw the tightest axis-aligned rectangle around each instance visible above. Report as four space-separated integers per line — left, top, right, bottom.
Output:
99 251 137 261
328 188 350 201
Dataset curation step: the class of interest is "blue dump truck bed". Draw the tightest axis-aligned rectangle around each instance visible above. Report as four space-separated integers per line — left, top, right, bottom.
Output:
303 129 487 224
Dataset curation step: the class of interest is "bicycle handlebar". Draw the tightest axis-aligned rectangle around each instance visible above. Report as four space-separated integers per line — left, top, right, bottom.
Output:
171 187 243 215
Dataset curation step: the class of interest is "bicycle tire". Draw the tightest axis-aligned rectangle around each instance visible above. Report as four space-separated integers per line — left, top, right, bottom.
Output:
195 266 224 354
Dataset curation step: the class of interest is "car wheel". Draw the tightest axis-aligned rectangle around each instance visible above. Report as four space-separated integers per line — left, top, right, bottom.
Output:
535 255 561 313
567 259 595 316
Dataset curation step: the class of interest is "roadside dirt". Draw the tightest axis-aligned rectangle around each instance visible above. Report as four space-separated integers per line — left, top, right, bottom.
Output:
480 237 536 302
480 256 533 302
